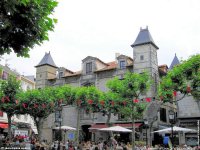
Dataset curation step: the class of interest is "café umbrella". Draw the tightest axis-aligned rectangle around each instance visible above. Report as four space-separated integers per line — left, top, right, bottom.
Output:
99 126 132 132
153 126 196 133
54 125 76 131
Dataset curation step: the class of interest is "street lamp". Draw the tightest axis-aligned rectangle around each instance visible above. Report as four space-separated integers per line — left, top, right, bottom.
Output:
168 110 175 148
144 119 148 148
55 104 62 150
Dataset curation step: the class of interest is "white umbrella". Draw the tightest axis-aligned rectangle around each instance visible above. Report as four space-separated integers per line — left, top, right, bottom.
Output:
99 126 132 132
54 125 76 131
153 126 196 133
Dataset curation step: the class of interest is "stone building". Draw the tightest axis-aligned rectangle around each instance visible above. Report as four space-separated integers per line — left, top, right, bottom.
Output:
35 27 176 145
169 54 200 146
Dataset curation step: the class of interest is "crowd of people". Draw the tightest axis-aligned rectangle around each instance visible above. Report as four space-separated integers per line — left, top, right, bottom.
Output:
50 139 200 150
1 135 200 150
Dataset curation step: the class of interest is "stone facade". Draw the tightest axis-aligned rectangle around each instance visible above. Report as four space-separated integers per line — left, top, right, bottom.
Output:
35 27 175 144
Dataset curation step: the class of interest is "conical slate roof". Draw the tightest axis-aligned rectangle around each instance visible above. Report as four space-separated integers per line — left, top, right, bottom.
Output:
35 52 57 68
169 53 180 70
131 27 158 49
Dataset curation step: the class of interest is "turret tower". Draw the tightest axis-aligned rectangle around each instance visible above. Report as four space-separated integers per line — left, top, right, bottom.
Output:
35 52 57 89
131 27 159 97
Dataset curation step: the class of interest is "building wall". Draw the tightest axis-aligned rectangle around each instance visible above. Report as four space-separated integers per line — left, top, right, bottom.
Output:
133 44 159 97
36 65 57 88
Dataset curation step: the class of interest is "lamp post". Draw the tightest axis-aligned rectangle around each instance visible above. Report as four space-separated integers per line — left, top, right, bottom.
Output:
144 119 148 148
55 104 62 150
168 110 175 149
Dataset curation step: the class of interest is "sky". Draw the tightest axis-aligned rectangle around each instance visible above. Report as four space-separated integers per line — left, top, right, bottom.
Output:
1 0 200 76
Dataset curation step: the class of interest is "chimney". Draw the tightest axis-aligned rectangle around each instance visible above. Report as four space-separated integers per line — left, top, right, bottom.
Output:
115 53 120 61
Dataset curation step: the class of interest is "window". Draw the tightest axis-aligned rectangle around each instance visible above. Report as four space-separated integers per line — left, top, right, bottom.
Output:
59 72 63 78
140 55 144 61
119 60 126 69
86 62 92 74
118 114 125 120
160 108 167 122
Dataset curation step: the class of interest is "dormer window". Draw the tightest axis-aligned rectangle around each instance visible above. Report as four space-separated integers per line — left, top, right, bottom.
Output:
119 60 126 69
59 72 63 78
86 62 92 74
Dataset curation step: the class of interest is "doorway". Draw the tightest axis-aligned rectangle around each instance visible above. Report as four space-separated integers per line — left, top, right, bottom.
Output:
81 125 91 141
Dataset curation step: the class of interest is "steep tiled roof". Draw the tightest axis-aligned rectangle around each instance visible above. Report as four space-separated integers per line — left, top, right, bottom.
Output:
131 27 158 49
95 61 117 72
63 71 82 77
169 54 180 70
35 52 57 68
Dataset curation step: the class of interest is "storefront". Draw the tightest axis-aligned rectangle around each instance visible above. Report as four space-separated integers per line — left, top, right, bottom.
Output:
179 118 199 146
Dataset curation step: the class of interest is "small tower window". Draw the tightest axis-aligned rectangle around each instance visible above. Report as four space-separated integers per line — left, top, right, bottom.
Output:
59 72 63 78
119 60 126 69
86 62 92 74
140 55 144 61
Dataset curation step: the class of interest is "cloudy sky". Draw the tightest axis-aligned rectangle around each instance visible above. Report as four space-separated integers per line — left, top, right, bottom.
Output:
1 0 200 76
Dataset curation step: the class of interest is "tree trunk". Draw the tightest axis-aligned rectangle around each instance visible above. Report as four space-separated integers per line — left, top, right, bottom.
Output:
7 114 12 140
106 112 113 138
35 117 44 142
106 111 112 126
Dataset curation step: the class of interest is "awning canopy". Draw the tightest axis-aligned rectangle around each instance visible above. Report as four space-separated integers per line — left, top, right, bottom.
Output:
0 123 8 129
89 123 142 130
99 126 132 132
32 128 38 134
153 126 197 133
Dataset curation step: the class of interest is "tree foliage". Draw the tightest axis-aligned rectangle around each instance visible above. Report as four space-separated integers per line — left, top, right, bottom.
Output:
0 0 58 57
0 75 22 139
106 71 151 120
159 54 200 102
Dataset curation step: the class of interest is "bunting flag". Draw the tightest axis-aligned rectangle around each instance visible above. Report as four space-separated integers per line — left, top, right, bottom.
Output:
42 104 46 108
5 96 10 102
133 99 139 103
187 86 191 93
1 97 5 103
111 101 115 106
160 96 164 101
87 99 93 105
122 101 127 106
15 100 19 104
100 100 105 106
22 103 27 108
34 104 38 108
146 98 151 102
173 91 177 97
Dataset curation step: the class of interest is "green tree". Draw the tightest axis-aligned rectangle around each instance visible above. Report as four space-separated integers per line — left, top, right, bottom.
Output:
19 87 56 141
75 86 102 144
0 0 58 57
159 54 200 102
106 71 151 150
0 75 22 139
